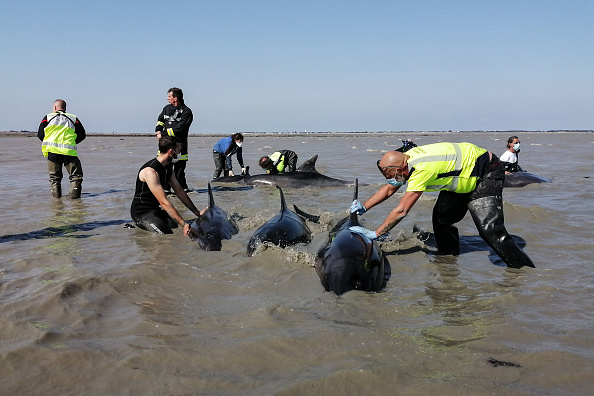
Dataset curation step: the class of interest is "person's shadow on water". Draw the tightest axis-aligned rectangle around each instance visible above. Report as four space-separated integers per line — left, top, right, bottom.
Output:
382 226 528 268
0 219 130 243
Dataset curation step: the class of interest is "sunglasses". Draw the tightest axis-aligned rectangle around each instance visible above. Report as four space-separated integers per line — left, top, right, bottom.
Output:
377 160 405 172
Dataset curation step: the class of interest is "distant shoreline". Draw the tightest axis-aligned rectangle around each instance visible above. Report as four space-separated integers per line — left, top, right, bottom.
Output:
2 130 593 138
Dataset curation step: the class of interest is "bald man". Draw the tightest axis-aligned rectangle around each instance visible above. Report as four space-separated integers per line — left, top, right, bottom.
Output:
38 99 86 198
349 142 534 269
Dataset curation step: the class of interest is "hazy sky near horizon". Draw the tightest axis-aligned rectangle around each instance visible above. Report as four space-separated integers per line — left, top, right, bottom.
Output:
2 0 592 133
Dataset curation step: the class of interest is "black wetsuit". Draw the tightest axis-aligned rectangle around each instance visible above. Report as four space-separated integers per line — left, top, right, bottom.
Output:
130 158 176 234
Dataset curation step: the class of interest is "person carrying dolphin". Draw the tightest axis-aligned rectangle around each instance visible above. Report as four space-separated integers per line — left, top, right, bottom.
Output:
258 149 298 174
131 135 204 236
212 133 246 179
349 142 534 269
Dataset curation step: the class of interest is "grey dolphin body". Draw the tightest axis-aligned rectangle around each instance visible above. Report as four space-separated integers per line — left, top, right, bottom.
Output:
504 172 551 188
190 183 239 251
247 185 312 256
243 155 354 188
315 179 391 295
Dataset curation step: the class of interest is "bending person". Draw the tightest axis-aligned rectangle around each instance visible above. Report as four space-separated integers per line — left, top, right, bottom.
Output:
349 142 534 269
131 136 204 235
500 135 524 174
259 150 298 174
212 133 245 179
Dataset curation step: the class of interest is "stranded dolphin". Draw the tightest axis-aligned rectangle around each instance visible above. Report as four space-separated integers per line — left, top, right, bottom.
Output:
243 155 355 188
190 183 239 251
504 171 551 188
211 166 251 183
314 179 391 295
247 185 312 256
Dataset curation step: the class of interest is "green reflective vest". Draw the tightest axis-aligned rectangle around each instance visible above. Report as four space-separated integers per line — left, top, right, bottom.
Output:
42 112 78 157
269 151 286 173
405 142 487 193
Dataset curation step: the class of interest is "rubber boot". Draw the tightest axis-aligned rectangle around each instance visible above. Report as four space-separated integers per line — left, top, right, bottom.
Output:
51 182 62 198
468 196 535 268
69 181 82 199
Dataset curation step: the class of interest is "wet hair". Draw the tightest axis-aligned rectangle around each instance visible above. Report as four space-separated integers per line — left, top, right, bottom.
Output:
168 87 184 105
507 136 519 148
158 135 178 153
259 156 273 169
225 133 244 156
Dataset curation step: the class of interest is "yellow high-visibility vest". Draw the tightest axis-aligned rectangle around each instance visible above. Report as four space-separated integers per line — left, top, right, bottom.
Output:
41 112 78 157
406 142 487 193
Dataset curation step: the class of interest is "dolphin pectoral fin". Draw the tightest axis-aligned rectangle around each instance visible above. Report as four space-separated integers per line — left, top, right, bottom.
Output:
293 205 320 223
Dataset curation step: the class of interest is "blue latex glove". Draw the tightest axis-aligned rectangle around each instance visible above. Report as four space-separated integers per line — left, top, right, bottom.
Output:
350 200 367 215
349 226 377 242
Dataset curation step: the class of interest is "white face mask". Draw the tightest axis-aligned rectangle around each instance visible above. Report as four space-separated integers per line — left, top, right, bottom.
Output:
513 143 520 152
386 173 406 187
171 150 179 163
235 141 243 148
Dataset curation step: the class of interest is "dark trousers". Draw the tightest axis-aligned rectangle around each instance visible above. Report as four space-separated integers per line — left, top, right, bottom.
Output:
47 155 83 184
432 159 534 268
213 151 228 179
283 152 298 173
172 160 188 190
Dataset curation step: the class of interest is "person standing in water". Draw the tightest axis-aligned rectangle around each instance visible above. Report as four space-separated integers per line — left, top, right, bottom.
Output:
212 133 246 179
155 87 193 192
37 99 86 199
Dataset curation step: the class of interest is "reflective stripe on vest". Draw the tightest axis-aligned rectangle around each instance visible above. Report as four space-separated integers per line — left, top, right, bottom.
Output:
406 142 485 193
42 112 78 157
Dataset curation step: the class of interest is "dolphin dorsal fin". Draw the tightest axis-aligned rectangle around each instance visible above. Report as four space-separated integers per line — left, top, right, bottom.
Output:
349 178 359 223
208 182 215 207
276 185 287 211
243 166 250 176
296 155 318 173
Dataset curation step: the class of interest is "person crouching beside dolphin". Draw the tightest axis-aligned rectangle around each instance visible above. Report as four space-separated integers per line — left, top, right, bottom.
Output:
131 135 205 236
349 142 534 269
259 150 298 174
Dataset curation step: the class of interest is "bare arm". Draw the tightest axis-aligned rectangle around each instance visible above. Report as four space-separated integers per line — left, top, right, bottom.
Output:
169 173 204 217
374 191 423 236
363 184 400 211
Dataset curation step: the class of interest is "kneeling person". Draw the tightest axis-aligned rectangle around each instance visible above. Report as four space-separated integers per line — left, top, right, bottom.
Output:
259 150 298 174
131 136 204 235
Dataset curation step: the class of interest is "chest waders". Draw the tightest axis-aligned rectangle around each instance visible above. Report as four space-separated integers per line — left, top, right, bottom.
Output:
432 155 534 268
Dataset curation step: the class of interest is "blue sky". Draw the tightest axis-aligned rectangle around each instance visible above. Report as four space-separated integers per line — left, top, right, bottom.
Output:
2 0 592 133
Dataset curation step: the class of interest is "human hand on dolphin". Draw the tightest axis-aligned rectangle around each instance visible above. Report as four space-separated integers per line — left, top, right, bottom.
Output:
349 226 377 242
350 200 367 215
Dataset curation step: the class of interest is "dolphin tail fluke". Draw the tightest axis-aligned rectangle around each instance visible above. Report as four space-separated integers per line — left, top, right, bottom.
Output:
349 178 359 223
293 205 320 223
276 185 287 211
207 182 215 208
297 155 319 173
